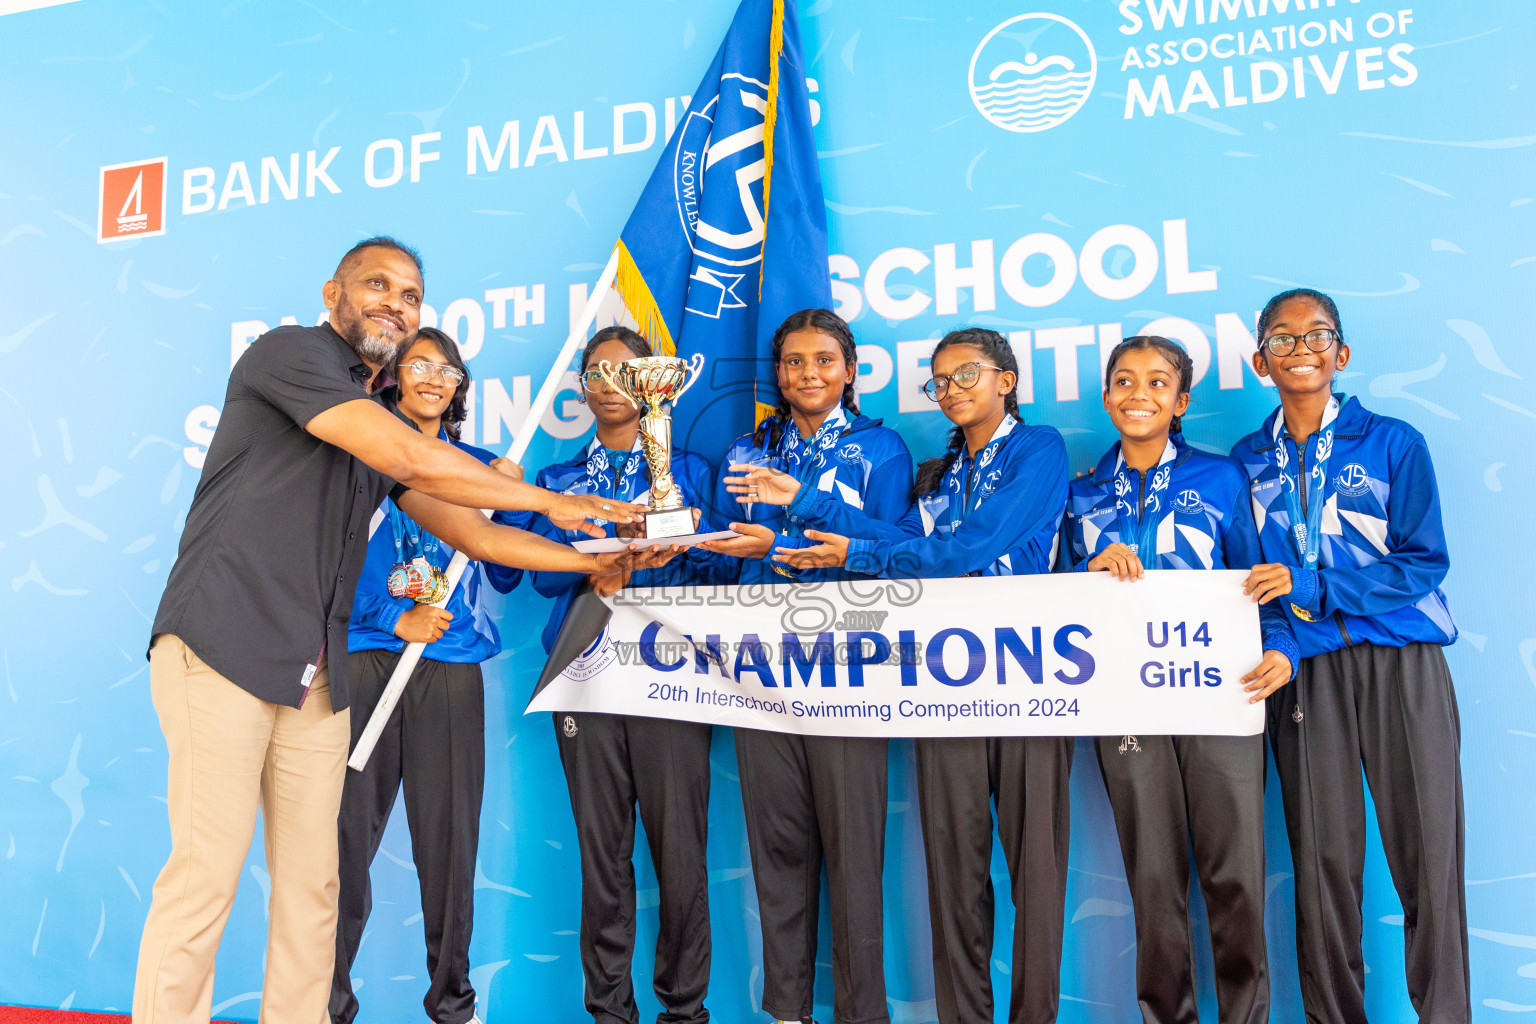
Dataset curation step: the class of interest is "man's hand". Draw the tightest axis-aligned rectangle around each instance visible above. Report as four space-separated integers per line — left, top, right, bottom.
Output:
547 492 648 538
1241 649 1294 703
1243 563 1293 604
393 604 452 644
774 529 849 570
699 522 775 559
723 464 802 506
1087 543 1145 581
489 457 524 481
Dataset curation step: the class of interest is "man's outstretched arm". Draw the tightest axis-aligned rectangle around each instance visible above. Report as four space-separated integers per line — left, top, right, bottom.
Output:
306 399 644 536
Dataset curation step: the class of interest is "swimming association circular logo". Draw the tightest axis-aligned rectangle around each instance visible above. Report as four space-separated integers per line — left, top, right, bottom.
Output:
968 13 1098 134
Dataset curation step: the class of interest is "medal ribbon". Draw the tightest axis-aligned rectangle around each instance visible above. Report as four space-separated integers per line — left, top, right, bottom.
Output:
778 404 849 486
1269 395 1340 570
583 436 647 504
1111 437 1178 561
941 420 1014 532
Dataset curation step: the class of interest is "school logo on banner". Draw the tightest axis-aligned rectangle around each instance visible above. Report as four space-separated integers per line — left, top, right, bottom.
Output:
561 627 618 682
968 13 1097 134
98 157 167 243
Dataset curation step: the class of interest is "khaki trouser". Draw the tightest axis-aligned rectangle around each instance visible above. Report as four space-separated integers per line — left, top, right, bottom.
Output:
133 635 350 1024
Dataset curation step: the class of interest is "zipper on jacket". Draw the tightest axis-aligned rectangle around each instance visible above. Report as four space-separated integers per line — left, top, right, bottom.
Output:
1333 611 1355 647
1296 437 1309 518
1137 470 1147 522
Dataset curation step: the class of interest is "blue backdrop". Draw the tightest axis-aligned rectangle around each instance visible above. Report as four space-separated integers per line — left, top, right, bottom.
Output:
3 1 1535 1020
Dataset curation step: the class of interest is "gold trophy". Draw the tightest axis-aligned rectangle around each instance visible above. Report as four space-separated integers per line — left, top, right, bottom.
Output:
595 353 707 538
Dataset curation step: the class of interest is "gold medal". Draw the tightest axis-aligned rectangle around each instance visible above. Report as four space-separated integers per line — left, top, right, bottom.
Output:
1290 602 1316 623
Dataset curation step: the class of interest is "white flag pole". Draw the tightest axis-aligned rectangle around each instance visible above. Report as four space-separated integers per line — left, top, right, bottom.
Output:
348 248 622 771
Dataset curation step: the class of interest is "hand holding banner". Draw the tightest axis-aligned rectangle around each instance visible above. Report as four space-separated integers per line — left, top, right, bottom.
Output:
529 570 1266 738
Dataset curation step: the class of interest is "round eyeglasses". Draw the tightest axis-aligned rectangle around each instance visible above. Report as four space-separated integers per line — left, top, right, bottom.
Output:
920 361 1003 401
579 369 617 393
1262 329 1338 357
403 360 465 387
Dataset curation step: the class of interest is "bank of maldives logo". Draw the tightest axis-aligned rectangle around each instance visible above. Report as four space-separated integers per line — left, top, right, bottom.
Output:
98 157 167 243
968 14 1097 133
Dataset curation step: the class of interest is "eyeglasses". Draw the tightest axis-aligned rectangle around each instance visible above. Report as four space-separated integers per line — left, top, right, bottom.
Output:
579 369 616 393
1262 329 1339 357
403 360 465 387
920 362 1003 401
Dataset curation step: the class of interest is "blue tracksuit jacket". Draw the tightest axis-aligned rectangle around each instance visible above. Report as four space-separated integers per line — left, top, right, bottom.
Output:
532 437 730 653
1231 394 1457 659
782 416 1066 579
715 407 914 584
1060 432 1300 673
348 436 524 662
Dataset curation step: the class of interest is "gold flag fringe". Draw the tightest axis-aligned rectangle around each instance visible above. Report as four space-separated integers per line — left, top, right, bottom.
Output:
758 0 785 302
612 239 677 356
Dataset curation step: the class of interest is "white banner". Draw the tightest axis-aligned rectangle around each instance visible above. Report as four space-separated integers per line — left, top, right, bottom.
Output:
528 570 1266 737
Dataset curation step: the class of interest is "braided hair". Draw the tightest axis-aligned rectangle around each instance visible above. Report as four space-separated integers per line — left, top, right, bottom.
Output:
752 308 861 448
1256 287 1344 349
1103 335 1195 435
395 326 471 441
912 327 1023 497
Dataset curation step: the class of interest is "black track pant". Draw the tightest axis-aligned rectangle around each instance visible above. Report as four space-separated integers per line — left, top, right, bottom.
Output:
1267 641 1469 1024
554 711 713 1024
1095 733 1268 1024
915 736 1072 1024
331 649 485 1024
735 729 890 1024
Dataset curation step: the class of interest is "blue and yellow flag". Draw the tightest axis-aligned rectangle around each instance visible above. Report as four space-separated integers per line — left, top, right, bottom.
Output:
614 0 831 459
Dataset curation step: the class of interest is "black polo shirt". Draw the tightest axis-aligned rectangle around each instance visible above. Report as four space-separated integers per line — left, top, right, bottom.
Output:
152 322 408 711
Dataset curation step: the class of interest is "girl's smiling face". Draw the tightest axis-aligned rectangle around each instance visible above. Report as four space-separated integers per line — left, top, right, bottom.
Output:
396 335 460 431
932 343 1010 431
1104 347 1189 444
1253 295 1350 396
776 328 853 422
583 338 645 430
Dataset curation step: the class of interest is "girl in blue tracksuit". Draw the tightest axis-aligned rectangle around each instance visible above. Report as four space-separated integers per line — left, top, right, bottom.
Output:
530 325 726 1024
701 307 913 1024
332 327 525 1024
1232 289 1468 1024
1058 335 1298 1024
738 326 1068 1024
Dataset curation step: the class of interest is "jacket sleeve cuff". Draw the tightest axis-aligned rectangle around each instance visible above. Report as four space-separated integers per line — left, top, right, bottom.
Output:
377 601 408 640
1263 631 1301 681
845 537 882 576
784 481 820 523
1288 566 1320 612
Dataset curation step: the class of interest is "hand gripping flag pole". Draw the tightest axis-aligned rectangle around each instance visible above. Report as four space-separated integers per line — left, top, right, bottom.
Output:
347 249 621 772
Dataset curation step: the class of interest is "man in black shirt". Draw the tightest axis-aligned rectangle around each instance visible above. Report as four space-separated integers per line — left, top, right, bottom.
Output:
133 237 654 1024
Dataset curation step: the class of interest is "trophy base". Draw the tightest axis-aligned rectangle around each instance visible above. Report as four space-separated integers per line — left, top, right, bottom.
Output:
645 507 697 539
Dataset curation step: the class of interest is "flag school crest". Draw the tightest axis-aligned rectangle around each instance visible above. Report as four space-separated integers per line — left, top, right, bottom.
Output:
673 76 768 273
612 0 832 457
968 13 1097 134
1174 489 1205 514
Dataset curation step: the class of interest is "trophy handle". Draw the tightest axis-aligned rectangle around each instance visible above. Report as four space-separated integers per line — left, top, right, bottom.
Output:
670 353 707 405
595 359 639 410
